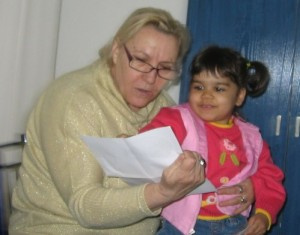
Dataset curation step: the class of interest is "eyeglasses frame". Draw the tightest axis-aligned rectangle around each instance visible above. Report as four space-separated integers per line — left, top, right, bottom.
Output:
123 44 180 81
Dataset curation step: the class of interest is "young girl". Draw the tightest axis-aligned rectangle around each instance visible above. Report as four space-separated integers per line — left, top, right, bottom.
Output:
140 46 286 235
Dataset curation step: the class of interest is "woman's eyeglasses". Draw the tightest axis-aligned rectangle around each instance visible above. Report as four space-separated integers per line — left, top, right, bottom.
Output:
123 44 181 81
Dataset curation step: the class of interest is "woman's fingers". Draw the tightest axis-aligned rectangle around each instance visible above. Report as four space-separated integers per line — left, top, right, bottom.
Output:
217 178 254 211
216 178 255 215
217 184 244 195
159 151 205 201
244 214 268 235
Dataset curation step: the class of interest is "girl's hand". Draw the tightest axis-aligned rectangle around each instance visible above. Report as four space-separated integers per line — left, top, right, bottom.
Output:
217 178 254 215
244 213 269 235
145 150 206 210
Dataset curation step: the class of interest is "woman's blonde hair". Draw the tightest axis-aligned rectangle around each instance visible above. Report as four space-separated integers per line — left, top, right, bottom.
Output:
99 7 190 67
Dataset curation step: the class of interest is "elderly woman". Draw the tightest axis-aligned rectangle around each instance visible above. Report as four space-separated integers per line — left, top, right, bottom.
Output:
9 7 253 235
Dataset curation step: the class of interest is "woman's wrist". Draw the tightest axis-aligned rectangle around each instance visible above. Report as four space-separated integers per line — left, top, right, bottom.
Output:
144 182 173 211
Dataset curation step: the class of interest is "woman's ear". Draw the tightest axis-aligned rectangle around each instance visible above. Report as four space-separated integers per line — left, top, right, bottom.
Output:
111 40 120 65
236 88 246 107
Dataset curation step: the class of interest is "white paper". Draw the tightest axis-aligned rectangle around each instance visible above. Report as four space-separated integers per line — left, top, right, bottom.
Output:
82 126 216 194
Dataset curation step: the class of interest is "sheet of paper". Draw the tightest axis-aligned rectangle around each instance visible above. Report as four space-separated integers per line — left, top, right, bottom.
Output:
81 126 216 194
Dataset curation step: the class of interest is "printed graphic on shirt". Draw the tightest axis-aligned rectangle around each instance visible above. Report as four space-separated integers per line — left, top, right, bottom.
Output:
219 138 240 166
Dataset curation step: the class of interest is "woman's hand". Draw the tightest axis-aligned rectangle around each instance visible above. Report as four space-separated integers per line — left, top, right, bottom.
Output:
145 150 205 211
244 213 269 235
117 134 130 138
217 178 254 215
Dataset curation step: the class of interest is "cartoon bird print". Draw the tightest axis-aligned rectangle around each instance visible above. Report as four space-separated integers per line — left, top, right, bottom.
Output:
219 138 240 166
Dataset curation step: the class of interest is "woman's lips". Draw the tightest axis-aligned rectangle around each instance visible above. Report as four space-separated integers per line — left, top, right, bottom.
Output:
136 87 153 97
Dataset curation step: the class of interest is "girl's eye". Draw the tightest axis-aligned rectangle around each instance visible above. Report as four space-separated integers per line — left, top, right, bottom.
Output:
216 87 225 92
193 85 204 91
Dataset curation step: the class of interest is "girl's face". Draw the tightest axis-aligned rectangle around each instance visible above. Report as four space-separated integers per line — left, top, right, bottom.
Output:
189 71 246 124
110 25 179 111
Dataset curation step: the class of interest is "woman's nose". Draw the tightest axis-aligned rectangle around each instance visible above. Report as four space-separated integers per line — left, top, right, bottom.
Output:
143 69 158 84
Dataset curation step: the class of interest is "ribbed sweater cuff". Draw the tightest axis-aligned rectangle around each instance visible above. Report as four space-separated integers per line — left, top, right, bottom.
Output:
255 208 271 230
138 184 162 216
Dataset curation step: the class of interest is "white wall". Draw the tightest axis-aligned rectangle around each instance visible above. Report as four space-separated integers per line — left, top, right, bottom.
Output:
55 0 188 102
0 0 61 144
0 0 187 144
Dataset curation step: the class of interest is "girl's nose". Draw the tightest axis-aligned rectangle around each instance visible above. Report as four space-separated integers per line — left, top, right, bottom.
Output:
202 89 213 98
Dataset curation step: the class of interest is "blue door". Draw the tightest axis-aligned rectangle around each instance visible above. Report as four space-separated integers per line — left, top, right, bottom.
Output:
281 14 300 233
181 0 300 233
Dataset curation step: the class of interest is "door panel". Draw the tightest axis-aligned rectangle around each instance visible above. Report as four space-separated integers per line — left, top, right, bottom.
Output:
282 12 300 232
182 0 300 233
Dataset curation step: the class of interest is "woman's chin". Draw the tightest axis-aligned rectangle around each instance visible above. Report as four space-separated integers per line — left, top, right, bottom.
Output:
128 99 152 111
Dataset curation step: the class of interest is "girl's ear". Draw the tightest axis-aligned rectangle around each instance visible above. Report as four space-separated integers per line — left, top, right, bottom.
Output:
236 88 246 107
111 40 120 65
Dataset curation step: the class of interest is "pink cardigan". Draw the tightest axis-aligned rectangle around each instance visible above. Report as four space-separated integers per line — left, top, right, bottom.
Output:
161 103 262 235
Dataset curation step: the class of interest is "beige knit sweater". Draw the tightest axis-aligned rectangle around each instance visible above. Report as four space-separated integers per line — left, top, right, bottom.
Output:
9 59 174 234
